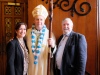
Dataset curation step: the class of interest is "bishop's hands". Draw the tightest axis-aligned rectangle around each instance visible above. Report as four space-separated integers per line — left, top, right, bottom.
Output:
48 38 55 48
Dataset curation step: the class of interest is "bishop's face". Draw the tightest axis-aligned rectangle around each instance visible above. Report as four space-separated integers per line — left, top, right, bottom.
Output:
34 15 45 30
62 20 73 34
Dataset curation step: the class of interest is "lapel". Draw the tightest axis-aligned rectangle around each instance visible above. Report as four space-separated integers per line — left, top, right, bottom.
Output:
62 31 74 56
14 38 24 60
65 31 74 46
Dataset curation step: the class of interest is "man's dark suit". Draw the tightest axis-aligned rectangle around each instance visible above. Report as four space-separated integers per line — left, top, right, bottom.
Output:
6 38 27 75
53 31 87 75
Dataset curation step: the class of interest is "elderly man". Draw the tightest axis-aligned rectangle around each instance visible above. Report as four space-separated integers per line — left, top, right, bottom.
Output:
53 18 87 75
26 4 56 75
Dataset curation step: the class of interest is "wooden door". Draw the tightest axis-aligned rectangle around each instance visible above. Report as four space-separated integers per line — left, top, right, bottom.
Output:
2 2 26 46
0 2 27 75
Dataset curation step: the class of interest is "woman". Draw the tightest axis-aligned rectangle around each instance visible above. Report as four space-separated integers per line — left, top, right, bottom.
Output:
6 22 29 75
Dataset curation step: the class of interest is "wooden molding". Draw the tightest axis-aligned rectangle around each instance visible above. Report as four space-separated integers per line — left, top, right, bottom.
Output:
8 2 20 6
97 0 100 75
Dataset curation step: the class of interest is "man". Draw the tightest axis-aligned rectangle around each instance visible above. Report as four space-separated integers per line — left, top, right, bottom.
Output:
53 18 87 75
26 4 56 75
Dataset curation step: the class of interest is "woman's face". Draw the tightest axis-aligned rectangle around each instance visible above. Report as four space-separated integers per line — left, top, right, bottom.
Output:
34 15 45 30
16 25 26 38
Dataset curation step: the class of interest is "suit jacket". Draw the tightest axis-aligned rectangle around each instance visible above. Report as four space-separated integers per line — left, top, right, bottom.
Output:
6 37 28 75
53 31 87 75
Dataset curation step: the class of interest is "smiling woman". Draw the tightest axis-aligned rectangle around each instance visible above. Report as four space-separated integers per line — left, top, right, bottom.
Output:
15 22 27 38
6 22 29 75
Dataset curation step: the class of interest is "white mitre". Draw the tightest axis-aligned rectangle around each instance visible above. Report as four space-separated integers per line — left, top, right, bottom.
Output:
32 4 48 19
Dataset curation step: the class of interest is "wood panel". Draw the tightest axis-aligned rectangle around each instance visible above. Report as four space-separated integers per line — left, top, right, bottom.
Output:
28 0 98 75
0 0 13 1
53 4 61 41
0 0 28 75
28 0 36 27
0 2 2 53
0 0 27 2
97 0 100 75
86 0 97 75
0 2 3 75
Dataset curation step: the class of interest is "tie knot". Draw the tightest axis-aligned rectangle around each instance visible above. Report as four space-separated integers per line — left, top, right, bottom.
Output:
63 34 69 37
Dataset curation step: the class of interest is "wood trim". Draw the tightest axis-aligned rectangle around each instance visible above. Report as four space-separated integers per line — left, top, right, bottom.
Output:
0 0 13 1
0 2 1 32
0 2 2 54
23 3 28 24
97 0 100 75
0 0 27 3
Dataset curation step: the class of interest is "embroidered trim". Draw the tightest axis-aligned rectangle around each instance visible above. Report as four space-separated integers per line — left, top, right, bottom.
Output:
31 25 46 64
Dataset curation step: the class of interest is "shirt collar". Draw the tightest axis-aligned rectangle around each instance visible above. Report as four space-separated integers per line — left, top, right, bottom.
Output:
63 31 71 37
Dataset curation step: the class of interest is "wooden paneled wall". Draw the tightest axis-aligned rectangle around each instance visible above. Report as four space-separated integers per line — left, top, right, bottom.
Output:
97 0 100 75
28 0 99 75
0 0 28 75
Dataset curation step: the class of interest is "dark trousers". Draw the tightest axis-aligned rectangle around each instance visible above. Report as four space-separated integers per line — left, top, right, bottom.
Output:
56 68 60 75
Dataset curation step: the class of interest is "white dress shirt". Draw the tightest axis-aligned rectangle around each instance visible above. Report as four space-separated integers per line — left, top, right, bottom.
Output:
56 35 68 69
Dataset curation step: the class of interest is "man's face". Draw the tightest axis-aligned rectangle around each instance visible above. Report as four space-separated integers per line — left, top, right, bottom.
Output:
62 20 73 34
34 15 45 30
